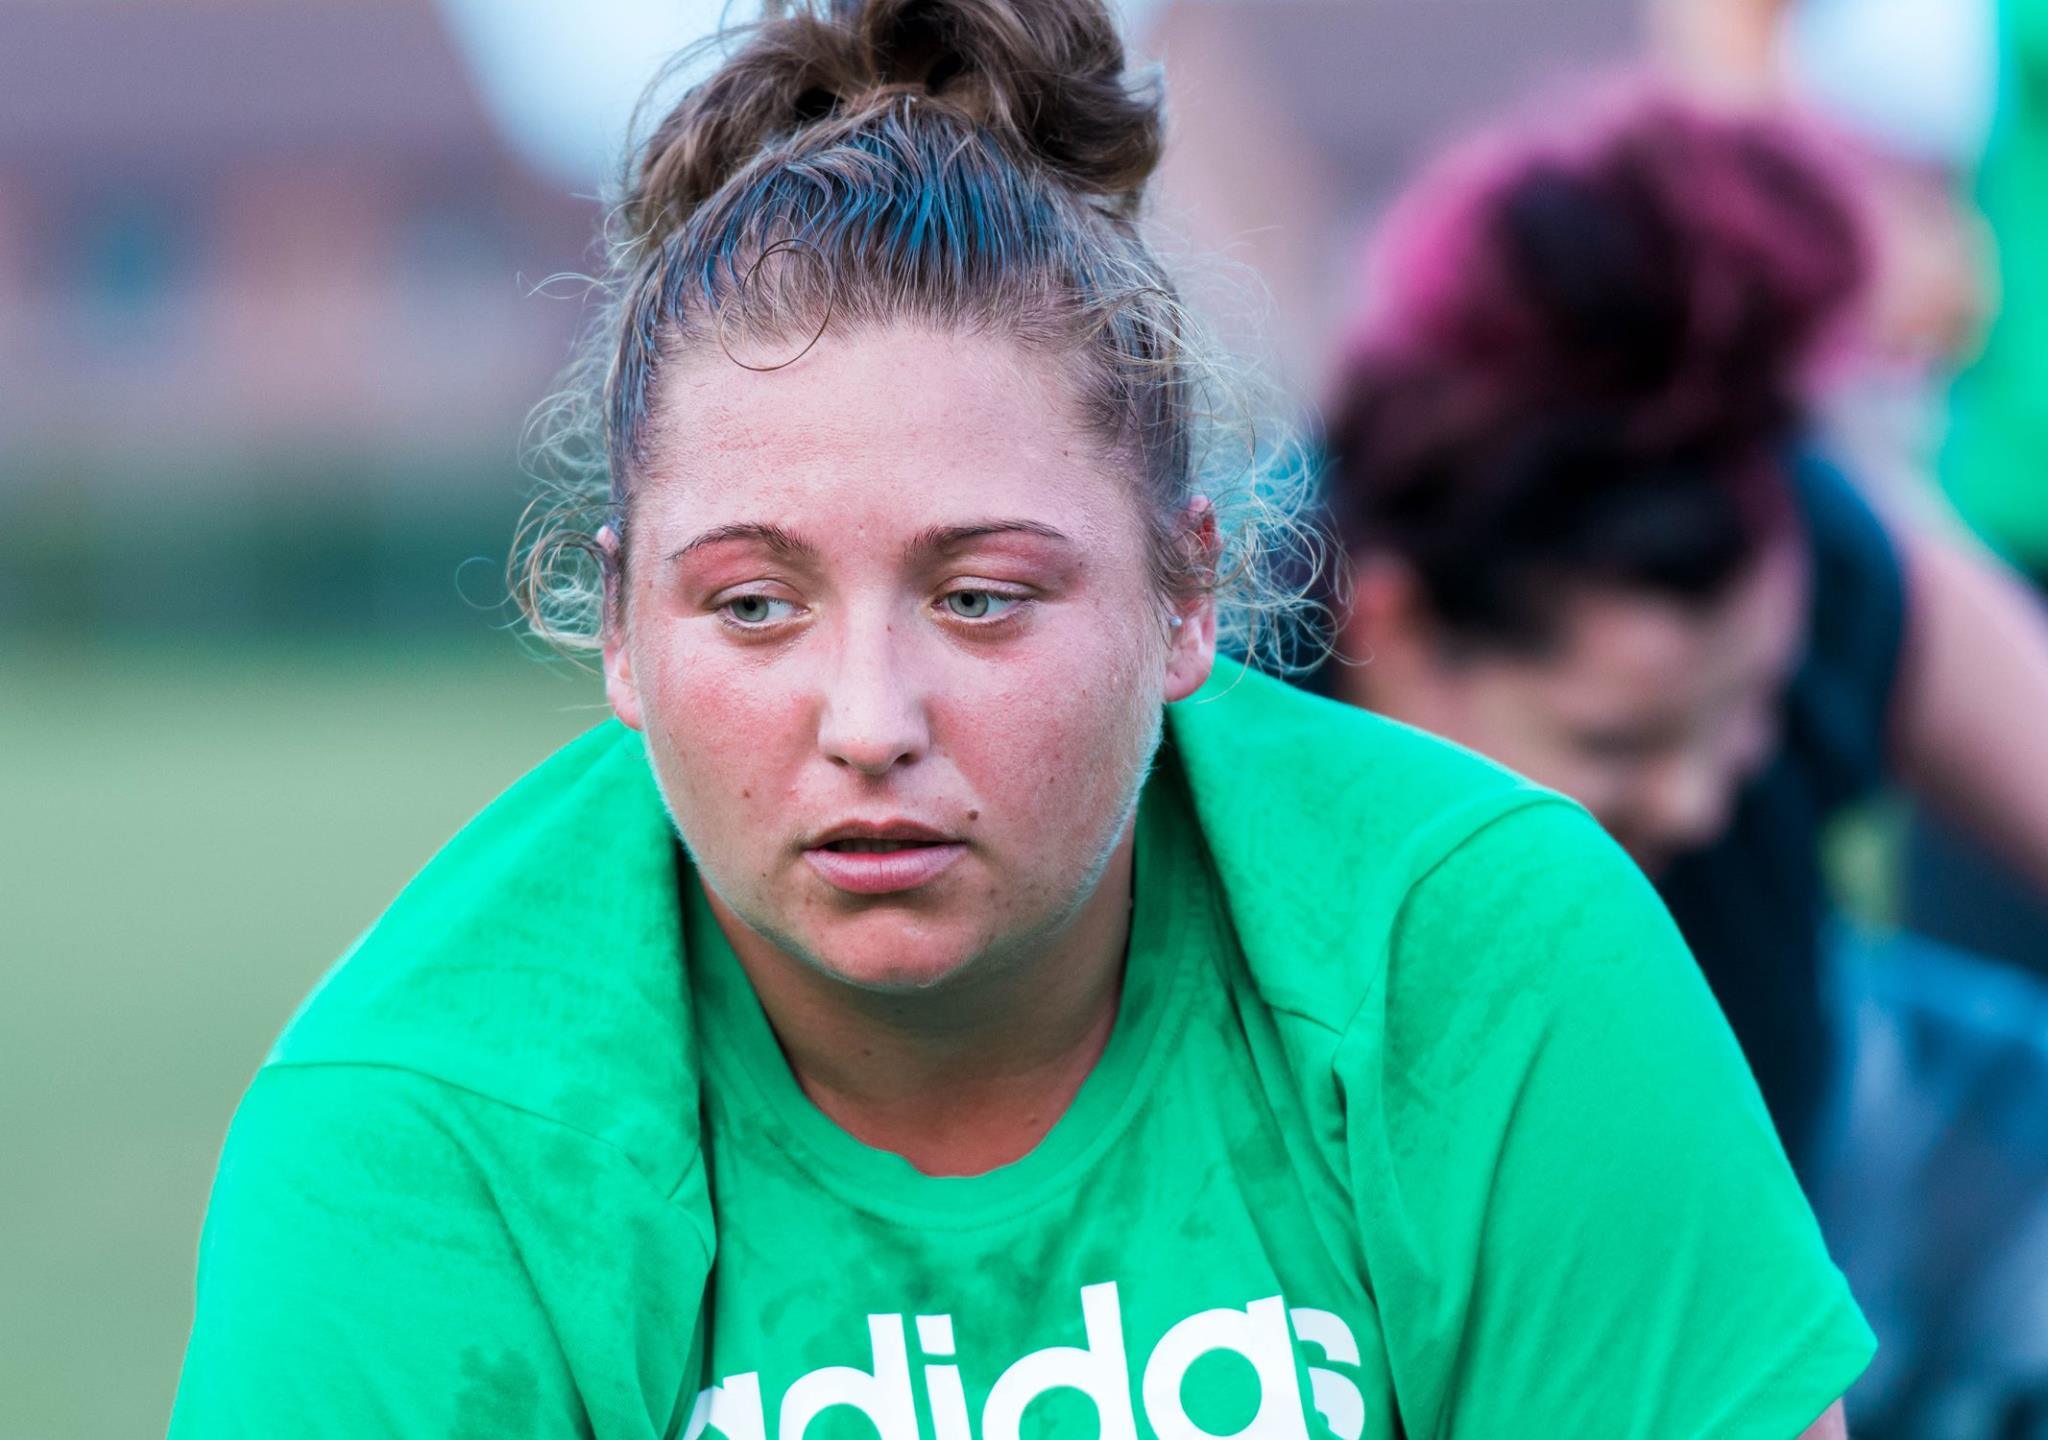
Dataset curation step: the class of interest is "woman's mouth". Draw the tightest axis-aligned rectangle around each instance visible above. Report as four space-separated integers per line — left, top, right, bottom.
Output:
802 826 967 895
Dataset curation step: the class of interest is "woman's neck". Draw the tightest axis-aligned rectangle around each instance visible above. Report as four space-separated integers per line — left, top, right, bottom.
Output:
704 835 1136 1177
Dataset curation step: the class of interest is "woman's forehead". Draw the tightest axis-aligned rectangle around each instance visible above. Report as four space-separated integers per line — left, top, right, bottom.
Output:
636 328 1135 541
655 328 1086 458
1500 548 1809 724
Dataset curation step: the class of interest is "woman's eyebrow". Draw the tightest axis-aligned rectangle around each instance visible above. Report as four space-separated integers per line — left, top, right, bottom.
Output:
905 520 1074 560
667 522 818 565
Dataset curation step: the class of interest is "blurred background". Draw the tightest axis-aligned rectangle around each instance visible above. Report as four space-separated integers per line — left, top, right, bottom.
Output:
2 1 2040 1437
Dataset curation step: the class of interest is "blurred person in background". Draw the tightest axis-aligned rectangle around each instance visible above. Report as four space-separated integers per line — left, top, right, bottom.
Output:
1318 88 2048 1439
1655 0 2048 972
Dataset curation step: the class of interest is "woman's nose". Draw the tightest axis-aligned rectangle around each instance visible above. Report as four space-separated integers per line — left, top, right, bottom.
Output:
815 621 930 777
1640 753 1736 858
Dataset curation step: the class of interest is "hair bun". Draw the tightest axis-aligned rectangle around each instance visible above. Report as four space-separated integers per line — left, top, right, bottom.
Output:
1356 88 1868 452
628 0 1163 240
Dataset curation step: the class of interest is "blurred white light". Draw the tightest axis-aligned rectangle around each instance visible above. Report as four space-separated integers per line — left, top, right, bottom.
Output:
437 0 1171 191
435 0 728 190
1783 0 1999 168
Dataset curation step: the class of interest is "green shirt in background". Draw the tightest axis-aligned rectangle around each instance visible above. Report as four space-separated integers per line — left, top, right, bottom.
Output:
170 664 1872 1439
1946 0 2048 573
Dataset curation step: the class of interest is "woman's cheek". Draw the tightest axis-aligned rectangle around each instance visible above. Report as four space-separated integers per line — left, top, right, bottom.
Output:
974 655 1146 830
644 645 790 820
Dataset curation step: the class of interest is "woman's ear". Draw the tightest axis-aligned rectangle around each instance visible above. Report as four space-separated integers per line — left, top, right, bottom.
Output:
1340 552 1432 667
598 526 644 732
1163 499 1220 703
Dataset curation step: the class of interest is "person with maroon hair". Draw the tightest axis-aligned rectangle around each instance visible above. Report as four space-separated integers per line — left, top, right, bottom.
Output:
1318 88 2048 1440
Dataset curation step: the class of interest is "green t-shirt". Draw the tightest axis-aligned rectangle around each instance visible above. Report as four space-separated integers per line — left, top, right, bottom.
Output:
170 665 1872 1439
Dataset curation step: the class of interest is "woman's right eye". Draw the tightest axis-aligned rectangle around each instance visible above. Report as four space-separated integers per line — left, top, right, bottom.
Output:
720 595 797 626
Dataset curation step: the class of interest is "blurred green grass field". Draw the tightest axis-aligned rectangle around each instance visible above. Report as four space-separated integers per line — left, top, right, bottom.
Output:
0 639 602 1440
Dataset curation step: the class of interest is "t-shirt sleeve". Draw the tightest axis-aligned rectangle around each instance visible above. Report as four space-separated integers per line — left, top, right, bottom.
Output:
169 1063 709 1440
1339 798 1874 1440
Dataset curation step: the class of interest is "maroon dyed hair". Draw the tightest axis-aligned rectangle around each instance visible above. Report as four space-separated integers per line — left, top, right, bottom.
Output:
1324 84 1870 652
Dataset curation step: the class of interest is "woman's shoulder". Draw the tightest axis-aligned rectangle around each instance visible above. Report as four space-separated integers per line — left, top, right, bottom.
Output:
178 1028 713 1438
264 721 704 1193
1169 660 1600 1028
1170 668 1878 1436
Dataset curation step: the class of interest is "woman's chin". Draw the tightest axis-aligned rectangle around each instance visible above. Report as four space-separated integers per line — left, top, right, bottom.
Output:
805 939 980 994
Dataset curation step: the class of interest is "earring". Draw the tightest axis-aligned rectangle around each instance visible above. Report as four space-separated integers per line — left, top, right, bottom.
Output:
1166 615 1184 629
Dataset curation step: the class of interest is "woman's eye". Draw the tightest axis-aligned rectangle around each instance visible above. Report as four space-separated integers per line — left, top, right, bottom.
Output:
722 595 795 626
940 590 1021 621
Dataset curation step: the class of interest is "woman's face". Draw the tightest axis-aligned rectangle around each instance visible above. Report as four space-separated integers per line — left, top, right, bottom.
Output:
605 326 1215 990
1366 539 1808 876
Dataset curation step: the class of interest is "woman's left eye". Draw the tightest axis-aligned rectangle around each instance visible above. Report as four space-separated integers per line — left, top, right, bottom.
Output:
939 590 1023 622
721 595 797 626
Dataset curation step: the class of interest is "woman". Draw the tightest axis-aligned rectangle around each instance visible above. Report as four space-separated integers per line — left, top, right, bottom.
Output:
171 5 1866 1436
1319 89 2048 1438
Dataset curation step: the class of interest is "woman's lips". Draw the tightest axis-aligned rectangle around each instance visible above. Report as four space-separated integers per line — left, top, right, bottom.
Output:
803 840 967 895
